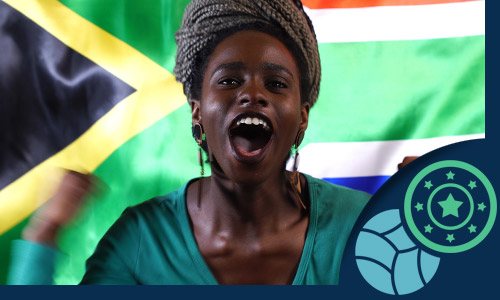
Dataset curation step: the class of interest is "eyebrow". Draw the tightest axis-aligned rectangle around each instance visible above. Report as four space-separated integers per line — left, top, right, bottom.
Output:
211 61 294 79
262 63 294 79
211 62 245 77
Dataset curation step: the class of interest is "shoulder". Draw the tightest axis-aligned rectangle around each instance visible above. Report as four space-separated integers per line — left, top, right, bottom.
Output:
305 173 371 213
83 182 192 284
301 174 371 284
304 173 370 233
121 183 187 227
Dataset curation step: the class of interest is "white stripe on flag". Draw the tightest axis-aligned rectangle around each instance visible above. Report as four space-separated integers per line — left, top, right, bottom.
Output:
305 1 485 43
291 134 485 178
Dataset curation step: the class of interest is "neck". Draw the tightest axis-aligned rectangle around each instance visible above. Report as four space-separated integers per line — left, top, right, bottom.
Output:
193 171 304 235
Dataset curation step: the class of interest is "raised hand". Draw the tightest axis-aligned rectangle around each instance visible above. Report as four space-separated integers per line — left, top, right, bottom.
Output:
23 170 96 247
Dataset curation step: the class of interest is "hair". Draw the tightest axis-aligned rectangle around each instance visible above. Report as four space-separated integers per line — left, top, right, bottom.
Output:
174 0 321 106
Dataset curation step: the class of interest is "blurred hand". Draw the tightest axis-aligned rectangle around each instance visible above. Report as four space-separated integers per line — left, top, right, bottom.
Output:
23 170 96 247
397 156 419 170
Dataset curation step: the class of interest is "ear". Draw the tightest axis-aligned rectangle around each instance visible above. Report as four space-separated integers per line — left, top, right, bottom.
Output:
295 102 310 146
190 99 201 124
299 102 310 133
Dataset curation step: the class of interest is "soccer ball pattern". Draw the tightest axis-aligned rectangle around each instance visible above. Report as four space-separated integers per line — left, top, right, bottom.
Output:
355 209 440 295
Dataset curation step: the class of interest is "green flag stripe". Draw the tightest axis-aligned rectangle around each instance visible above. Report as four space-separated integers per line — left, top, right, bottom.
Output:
60 0 190 72
304 35 484 144
60 1 484 145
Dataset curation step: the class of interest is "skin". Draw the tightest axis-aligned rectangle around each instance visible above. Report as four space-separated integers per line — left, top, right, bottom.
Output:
23 171 95 247
187 30 310 284
397 156 419 170
23 30 312 284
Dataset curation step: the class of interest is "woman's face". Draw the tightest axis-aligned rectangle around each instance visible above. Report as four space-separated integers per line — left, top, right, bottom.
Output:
192 30 309 184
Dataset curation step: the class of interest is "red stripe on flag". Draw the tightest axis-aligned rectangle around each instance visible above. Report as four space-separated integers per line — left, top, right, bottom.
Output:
302 0 477 9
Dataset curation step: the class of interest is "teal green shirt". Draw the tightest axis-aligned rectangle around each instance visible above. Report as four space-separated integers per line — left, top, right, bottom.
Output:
9 174 370 285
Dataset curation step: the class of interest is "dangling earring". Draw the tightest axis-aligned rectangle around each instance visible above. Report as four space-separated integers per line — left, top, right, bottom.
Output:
291 144 301 192
192 123 205 176
291 131 306 210
192 123 206 209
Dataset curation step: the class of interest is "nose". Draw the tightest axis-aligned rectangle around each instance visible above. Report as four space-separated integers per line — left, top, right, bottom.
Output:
237 80 268 107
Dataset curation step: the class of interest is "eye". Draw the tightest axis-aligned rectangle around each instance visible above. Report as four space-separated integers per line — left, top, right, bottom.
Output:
266 80 288 90
218 78 240 87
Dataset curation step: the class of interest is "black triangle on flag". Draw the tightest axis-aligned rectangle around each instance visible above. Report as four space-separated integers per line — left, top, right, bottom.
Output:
0 0 135 190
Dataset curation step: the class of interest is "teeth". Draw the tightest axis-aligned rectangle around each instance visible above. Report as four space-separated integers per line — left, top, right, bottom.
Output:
236 116 270 130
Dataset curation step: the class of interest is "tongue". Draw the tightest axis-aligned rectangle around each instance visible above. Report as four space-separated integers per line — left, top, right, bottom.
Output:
233 135 267 153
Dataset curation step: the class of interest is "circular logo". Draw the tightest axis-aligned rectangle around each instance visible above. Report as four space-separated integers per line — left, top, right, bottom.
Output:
404 160 497 253
356 210 440 295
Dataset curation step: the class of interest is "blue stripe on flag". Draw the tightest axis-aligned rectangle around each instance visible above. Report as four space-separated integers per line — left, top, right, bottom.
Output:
323 176 390 195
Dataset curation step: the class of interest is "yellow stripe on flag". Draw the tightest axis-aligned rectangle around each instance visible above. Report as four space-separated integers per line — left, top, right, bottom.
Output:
0 0 186 234
3 0 171 90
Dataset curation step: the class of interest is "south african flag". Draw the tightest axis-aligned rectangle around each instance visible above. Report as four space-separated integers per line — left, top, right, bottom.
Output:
0 0 484 284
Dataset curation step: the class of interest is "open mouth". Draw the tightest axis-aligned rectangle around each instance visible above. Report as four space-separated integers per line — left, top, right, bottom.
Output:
229 114 273 160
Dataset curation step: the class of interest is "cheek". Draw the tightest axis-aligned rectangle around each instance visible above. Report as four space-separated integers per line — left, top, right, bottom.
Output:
279 101 302 127
201 92 227 122
275 104 302 148
200 99 229 146
200 86 234 113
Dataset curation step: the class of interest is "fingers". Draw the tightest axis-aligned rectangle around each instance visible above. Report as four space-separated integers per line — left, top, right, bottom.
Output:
397 156 419 170
23 170 100 246
43 170 97 225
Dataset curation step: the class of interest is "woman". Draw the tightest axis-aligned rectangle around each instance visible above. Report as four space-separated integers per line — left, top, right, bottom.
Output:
9 0 370 284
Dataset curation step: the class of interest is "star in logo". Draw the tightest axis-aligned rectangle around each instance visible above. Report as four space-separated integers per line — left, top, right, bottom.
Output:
477 202 487 212
446 234 455 243
415 202 423 212
467 224 477 233
438 193 463 218
424 224 433 233
424 180 433 189
446 171 455 180
468 180 477 190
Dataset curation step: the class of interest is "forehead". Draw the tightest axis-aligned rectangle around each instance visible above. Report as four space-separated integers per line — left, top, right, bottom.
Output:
204 30 299 75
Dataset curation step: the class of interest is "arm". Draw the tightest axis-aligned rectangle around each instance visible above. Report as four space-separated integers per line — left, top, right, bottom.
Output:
8 171 94 285
23 170 95 246
7 240 58 285
9 210 140 285
9 171 141 284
